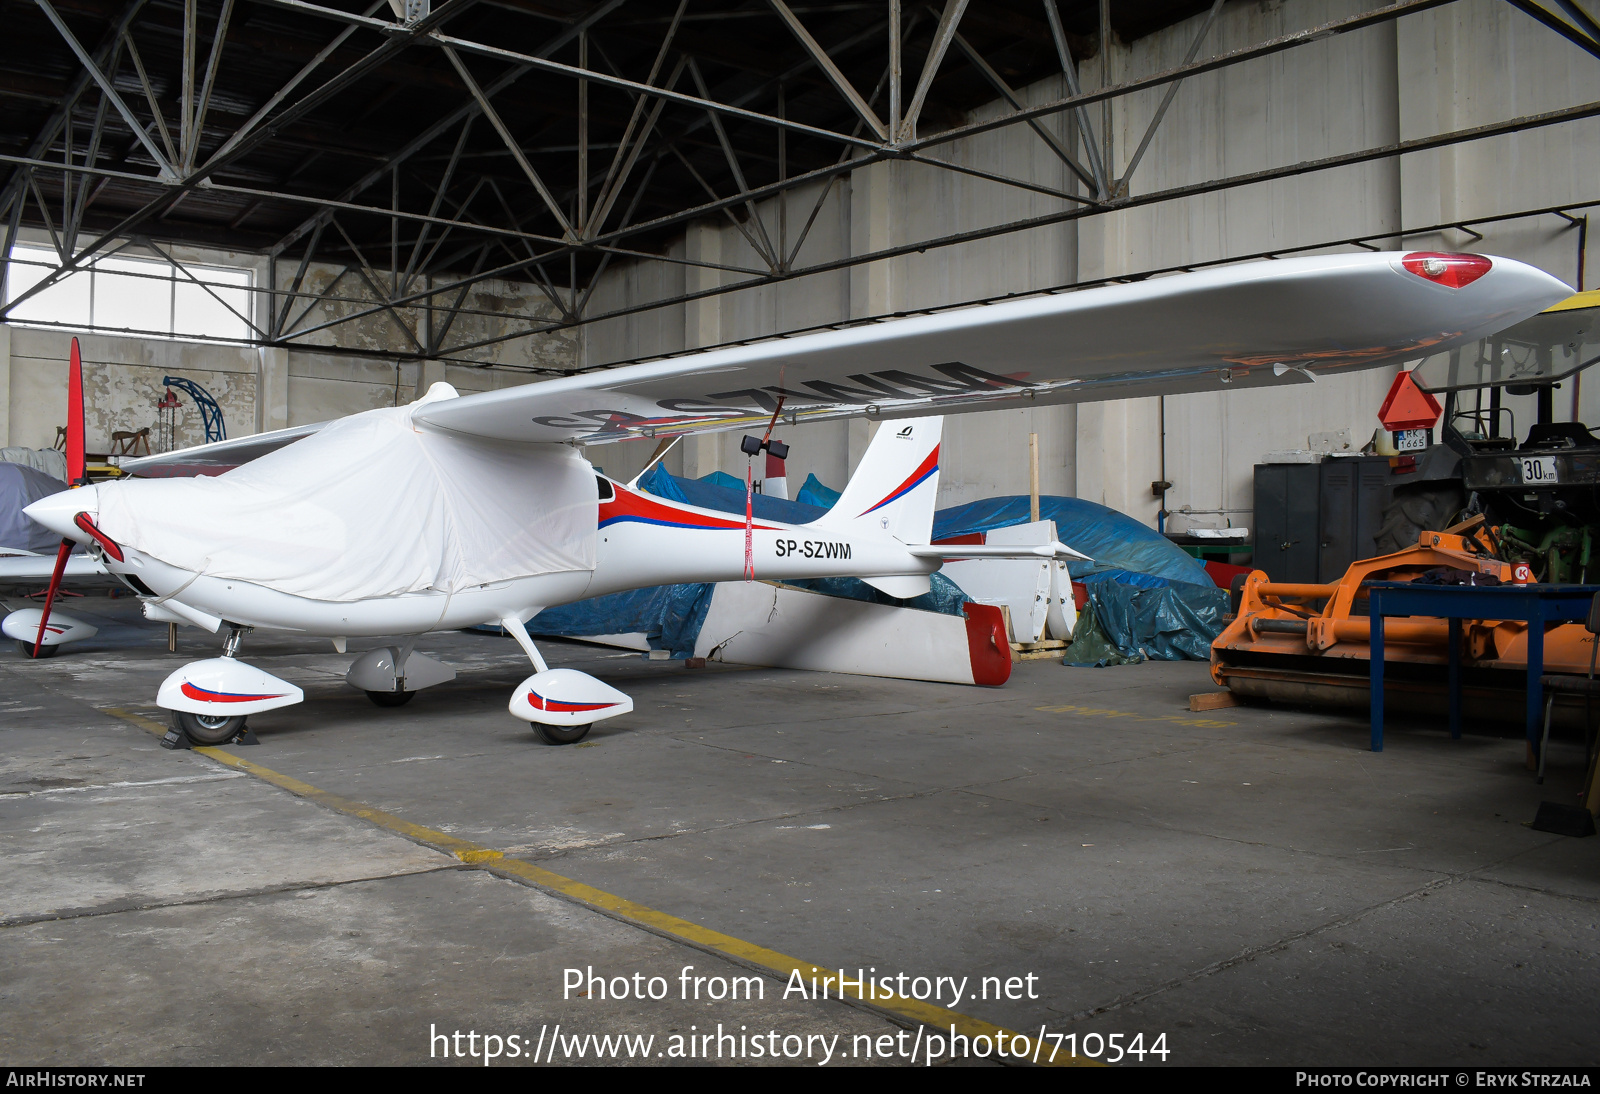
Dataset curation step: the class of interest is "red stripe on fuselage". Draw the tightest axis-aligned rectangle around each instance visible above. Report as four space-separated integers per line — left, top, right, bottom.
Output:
599 484 780 532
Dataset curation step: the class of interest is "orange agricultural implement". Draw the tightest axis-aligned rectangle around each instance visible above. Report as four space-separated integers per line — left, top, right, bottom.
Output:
1212 518 1599 727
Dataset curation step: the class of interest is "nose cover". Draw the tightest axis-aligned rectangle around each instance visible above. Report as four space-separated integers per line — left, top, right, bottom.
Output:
23 484 99 543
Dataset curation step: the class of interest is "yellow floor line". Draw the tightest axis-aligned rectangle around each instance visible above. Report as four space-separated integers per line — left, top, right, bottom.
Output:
107 707 1097 1067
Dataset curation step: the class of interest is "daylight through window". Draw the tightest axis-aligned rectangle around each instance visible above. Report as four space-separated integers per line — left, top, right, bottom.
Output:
3 244 254 343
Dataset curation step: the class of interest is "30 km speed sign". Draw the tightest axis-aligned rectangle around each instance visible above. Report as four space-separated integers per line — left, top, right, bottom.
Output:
1520 455 1559 484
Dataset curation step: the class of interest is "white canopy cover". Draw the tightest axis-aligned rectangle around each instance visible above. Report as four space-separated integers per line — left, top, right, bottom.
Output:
95 393 598 602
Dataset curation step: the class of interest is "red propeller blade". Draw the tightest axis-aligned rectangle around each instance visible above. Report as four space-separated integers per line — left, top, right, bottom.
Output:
34 337 89 656
67 337 85 485
32 539 72 658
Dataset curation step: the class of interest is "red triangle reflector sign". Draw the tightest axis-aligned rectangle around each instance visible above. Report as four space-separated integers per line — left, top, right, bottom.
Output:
1378 370 1441 431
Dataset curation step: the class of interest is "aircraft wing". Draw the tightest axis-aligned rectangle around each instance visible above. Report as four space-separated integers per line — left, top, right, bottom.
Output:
411 252 1570 445
120 422 329 478
0 554 108 579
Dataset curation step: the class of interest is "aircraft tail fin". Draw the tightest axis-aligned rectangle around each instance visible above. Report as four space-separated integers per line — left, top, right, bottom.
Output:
819 416 942 547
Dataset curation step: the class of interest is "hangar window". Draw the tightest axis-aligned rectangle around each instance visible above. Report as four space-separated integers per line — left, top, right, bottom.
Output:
3 243 254 343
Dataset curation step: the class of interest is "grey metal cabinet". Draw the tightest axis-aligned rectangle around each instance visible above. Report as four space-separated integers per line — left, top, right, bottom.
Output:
1253 457 1397 585
1317 457 1394 582
1252 463 1321 583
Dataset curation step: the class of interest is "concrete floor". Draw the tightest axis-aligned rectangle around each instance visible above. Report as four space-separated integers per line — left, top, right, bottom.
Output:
1 595 1596 1067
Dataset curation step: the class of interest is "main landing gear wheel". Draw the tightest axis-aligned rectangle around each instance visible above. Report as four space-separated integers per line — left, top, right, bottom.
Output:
16 640 59 659
365 689 415 707
171 708 246 746
535 722 591 746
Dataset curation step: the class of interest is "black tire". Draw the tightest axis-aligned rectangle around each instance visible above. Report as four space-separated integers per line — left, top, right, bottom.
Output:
1229 573 1249 616
366 689 415 707
1374 482 1467 556
535 722 591 745
16 640 59 659
172 708 246 746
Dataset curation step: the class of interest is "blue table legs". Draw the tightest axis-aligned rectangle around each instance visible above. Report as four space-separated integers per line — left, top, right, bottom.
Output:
1527 613 1545 755
1370 598 1385 752
1448 616 1462 740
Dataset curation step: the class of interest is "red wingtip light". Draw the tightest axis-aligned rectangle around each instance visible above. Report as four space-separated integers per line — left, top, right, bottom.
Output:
1401 252 1492 289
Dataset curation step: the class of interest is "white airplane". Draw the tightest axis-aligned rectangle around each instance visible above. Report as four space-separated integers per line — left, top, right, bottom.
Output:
14 251 1569 746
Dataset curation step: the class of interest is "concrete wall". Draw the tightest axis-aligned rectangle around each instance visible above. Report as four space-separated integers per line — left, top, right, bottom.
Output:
584 0 1598 530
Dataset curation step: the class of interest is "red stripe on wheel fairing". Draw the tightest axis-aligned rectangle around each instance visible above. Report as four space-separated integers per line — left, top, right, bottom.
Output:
180 682 288 704
530 691 617 714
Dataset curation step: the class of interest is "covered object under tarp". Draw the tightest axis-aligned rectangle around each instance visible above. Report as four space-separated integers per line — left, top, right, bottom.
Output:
0 462 69 554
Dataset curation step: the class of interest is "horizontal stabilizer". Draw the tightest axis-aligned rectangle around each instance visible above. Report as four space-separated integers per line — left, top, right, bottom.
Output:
908 541 1092 563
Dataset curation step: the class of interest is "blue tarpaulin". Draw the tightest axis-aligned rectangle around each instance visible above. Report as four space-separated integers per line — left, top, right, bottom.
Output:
786 572 968 617
528 468 1217 660
933 495 1211 586
527 582 715 659
1064 580 1228 666
637 463 827 525
795 473 841 508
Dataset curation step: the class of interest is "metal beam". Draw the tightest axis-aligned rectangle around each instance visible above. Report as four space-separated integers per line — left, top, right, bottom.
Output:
766 0 887 140
1503 0 1600 58
686 58 779 267
1043 0 1106 198
948 29 1096 193
122 29 177 166
195 0 483 183
1116 0 1225 195
888 0 902 142
910 0 1457 154
589 0 687 237
440 44 575 239
204 0 389 168
427 31 882 150
270 0 628 257
33 0 177 180
903 151 1098 205
589 56 688 237
187 0 237 170
1556 0 1600 41
428 98 1600 357
901 0 968 141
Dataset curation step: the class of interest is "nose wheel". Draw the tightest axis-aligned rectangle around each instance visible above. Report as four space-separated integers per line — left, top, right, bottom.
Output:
171 708 247 746
534 722 591 746
366 689 415 707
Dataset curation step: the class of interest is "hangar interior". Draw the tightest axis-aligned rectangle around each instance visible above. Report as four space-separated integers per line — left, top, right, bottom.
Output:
1 0 1598 1068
